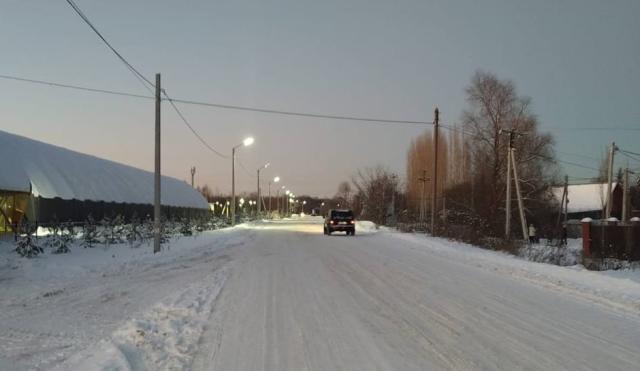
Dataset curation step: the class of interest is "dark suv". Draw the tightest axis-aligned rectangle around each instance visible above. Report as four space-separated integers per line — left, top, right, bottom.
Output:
324 209 355 236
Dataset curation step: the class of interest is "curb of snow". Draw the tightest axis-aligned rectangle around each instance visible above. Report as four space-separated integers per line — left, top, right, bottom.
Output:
57 267 229 371
388 232 640 315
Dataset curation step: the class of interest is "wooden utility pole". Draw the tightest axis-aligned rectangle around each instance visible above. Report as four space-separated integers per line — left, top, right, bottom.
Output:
505 136 512 239
564 175 569 225
418 170 429 223
153 73 161 253
605 141 616 218
511 148 528 240
556 175 568 229
257 169 261 217
431 107 439 236
622 167 629 222
190 166 196 188
500 129 516 239
231 147 236 225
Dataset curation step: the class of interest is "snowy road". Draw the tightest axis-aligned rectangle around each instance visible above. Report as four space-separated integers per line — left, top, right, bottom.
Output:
2 217 640 370
191 219 640 371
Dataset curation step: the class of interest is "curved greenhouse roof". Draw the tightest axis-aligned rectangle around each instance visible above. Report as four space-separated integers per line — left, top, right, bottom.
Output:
0 130 208 209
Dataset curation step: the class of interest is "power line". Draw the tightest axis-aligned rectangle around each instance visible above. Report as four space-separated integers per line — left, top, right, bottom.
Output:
619 148 640 158
164 93 229 159
236 157 256 178
554 127 640 132
2 69 638 149
64 0 154 93
618 149 640 163
0 74 153 100
439 123 602 172
2 71 433 125
555 150 601 162
63 1 229 160
168 97 432 126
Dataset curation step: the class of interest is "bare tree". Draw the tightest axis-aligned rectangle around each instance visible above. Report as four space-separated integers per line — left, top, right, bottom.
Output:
406 130 448 217
335 181 352 207
462 70 555 233
197 184 214 202
351 166 399 225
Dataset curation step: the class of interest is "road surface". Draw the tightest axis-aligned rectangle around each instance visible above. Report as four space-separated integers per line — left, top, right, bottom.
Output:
3 217 639 370
190 219 640 371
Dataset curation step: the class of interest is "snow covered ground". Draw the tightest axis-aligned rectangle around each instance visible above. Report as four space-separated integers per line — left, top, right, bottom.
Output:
1 216 639 370
0 230 242 370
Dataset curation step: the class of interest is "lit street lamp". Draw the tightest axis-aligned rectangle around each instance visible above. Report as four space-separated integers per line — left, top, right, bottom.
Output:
256 162 270 218
277 185 285 216
232 137 254 225
269 176 280 216
285 190 290 216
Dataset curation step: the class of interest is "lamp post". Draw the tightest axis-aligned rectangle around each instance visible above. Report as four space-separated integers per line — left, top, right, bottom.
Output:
285 190 290 216
232 136 254 226
256 162 270 218
302 200 307 214
269 176 280 216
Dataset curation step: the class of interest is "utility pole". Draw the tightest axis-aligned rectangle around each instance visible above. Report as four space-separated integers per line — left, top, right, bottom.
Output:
605 141 616 219
499 128 524 239
622 167 630 222
190 166 196 188
231 147 236 225
431 107 439 236
256 169 261 217
511 148 528 240
389 175 397 226
556 175 568 229
564 175 569 225
505 137 512 239
418 170 430 224
153 73 161 254
268 183 272 215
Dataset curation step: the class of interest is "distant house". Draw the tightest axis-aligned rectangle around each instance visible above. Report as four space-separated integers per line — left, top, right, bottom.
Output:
551 182 622 221
0 130 209 235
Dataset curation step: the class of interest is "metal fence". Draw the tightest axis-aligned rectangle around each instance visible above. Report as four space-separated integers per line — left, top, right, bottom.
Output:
585 222 640 261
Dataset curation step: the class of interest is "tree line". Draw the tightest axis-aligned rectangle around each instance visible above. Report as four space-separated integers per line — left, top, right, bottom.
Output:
335 70 559 238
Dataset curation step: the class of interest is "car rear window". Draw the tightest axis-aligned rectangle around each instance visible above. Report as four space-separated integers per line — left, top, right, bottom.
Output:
331 210 353 219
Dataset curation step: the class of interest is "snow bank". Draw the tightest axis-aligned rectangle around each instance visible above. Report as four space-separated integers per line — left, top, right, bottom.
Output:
0 130 208 209
59 269 228 371
0 227 246 370
518 239 583 266
388 232 640 314
356 220 378 233
0 228 241 282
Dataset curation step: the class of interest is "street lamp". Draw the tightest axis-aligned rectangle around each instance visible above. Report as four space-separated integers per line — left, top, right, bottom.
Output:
256 162 270 218
269 176 280 216
277 185 285 216
302 200 307 214
231 136 254 225
285 190 290 216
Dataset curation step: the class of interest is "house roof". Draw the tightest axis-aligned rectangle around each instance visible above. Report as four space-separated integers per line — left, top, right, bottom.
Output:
552 183 618 213
0 130 208 209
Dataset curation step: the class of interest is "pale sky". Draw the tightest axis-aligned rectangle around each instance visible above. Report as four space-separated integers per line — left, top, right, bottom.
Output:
1 0 639 197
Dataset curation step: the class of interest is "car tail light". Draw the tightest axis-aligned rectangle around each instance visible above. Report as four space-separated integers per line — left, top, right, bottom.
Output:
330 220 335 224
349 220 354 224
